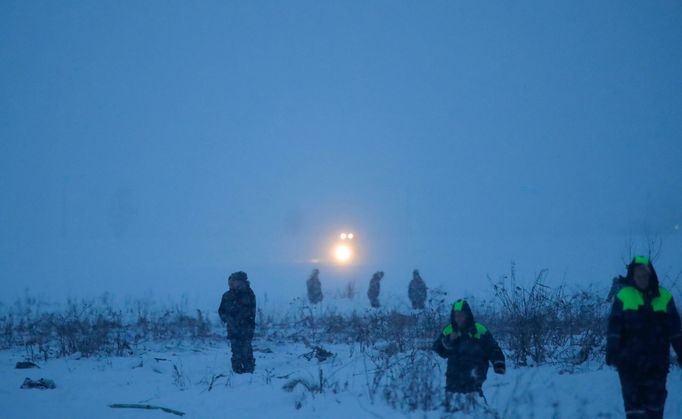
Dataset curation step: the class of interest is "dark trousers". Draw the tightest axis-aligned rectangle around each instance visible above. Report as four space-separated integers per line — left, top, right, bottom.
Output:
446 371 485 395
618 370 667 419
229 337 255 374
443 390 488 414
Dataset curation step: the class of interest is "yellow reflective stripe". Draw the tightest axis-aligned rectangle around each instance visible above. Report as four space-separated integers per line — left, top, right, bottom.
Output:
616 286 671 312
443 322 489 339
617 287 644 311
453 300 465 311
442 324 453 336
652 288 672 312
473 323 488 339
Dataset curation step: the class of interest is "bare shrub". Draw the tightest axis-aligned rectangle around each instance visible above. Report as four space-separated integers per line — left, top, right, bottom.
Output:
0 294 220 360
382 349 442 411
282 366 340 410
1 266 615 375
486 263 608 367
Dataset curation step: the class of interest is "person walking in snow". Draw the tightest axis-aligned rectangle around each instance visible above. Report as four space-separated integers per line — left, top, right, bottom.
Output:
432 299 506 412
306 268 323 305
367 271 384 308
218 271 256 374
408 269 427 309
606 256 682 419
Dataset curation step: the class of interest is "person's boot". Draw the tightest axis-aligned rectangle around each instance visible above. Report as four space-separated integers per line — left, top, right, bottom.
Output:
646 407 663 419
625 410 647 419
231 357 243 374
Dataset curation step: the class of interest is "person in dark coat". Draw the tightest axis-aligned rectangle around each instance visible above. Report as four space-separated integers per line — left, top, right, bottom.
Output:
367 271 384 308
606 256 682 419
408 269 427 309
432 299 505 410
218 271 256 374
306 268 323 304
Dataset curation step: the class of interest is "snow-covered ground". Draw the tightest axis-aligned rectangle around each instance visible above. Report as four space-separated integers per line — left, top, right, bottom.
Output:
2 339 681 418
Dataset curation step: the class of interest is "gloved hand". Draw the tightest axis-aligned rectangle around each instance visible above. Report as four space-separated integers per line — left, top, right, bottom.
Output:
493 362 506 375
441 334 455 351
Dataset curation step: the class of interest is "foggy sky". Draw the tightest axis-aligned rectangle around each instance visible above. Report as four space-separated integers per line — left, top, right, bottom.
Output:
1 1 681 306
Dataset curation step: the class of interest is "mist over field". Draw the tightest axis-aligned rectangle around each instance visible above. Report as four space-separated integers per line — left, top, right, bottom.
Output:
2 1 681 307
1 3 681 417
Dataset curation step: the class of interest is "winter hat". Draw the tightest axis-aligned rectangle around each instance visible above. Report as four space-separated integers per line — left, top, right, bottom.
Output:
450 299 475 327
632 255 650 266
625 256 659 292
452 299 470 312
229 271 248 282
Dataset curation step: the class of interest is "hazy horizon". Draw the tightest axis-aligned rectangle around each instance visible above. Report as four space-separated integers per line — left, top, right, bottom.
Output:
2 1 681 307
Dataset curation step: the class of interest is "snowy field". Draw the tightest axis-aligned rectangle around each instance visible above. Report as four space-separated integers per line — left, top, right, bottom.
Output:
2 339 682 419
1 285 681 419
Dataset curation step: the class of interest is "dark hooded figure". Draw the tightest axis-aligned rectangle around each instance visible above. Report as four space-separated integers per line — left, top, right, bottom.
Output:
432 299 505 408
606 256 682 419
306 268 323 305
218 271 256 374
408 269 427 309
367 271 384 308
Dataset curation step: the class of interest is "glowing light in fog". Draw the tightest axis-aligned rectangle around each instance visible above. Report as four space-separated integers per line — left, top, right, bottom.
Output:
335 244 352 263
340 233 348 240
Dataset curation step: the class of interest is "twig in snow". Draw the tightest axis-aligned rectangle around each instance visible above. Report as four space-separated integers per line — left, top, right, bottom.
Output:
109 403 185 416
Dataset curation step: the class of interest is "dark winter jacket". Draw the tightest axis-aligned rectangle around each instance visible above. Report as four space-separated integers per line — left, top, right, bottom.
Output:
606 257 682 373
367 271 383 308
219 281 256 340
432 300 505 393
408 269 427 309
306 269 323 304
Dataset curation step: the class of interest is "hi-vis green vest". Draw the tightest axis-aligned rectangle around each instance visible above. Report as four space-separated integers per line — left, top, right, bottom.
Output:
442 322 488 339
616 286 672 312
